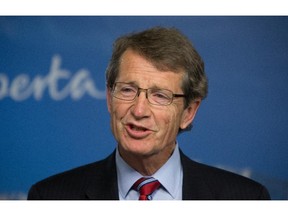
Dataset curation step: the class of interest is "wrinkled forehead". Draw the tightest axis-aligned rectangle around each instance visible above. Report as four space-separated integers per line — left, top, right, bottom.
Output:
117 50 185 92
119 49 185 77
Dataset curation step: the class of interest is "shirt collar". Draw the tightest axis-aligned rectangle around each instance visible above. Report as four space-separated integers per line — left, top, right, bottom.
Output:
152 145 182 198
116 143 182 199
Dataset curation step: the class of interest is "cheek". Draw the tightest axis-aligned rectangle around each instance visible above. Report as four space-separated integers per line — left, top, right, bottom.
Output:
110 102 132 132
110 107 127 144
159 107 182 133
111 105 124 123
110 104 124 130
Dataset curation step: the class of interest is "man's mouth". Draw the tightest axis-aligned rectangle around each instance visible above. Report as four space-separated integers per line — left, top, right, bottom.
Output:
125 123 152 139
129 124 148 132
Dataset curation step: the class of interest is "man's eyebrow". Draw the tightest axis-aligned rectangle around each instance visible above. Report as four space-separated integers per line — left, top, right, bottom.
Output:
119 81 168 90
120 81 138 86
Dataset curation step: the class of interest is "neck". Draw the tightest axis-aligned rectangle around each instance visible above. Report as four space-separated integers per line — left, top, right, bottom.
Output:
119 145 175 176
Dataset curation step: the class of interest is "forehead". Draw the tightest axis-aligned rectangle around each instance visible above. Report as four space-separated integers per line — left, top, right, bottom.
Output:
117 49 184 90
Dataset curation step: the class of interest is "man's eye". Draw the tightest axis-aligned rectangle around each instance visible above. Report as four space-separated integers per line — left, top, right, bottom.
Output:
153 92 168 99
152 91 170 99
120 86 136 93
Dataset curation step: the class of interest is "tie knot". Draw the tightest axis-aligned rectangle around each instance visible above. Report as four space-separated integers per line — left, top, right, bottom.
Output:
133 177 161 200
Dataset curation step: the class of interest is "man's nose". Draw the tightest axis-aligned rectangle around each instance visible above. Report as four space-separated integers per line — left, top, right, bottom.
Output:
131 90 150 118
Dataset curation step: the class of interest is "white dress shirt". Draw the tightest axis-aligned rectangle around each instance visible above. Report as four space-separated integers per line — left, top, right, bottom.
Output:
116 143 183 200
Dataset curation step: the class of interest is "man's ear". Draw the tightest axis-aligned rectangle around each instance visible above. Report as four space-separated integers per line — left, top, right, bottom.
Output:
180 99 201 130
106 87 112 113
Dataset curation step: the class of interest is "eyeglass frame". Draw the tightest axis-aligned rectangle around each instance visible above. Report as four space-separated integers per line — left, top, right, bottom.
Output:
110 82 186 106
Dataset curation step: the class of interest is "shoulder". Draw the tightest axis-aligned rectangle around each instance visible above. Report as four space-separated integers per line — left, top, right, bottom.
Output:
28 152 116 199
180 151 270 199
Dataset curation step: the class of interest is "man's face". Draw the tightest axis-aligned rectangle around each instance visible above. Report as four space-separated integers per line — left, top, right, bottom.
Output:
107 49 200 161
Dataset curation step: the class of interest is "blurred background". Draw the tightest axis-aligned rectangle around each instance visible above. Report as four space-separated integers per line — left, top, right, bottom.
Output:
0 16 287 199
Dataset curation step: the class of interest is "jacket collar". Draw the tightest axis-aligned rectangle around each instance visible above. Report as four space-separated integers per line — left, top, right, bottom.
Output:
84 149 214 200
180 150 215 200
85 151 119 200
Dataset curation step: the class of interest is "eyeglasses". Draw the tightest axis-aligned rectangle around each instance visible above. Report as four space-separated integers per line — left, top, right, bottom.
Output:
111 82 186 106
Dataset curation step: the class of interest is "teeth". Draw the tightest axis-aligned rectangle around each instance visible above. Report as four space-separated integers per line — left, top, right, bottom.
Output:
131 125 146 131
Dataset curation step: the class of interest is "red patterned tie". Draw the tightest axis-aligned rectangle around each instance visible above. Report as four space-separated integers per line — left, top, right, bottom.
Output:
133 177 161 200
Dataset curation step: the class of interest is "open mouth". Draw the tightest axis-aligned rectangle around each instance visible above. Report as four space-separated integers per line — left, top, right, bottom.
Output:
125 123 152 139
129 124 148 132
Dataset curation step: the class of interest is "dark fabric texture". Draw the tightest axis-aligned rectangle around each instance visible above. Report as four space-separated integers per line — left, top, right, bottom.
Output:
28 149 270 200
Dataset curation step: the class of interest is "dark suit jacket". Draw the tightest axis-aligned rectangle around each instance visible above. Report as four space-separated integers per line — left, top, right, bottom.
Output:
28 150 270 200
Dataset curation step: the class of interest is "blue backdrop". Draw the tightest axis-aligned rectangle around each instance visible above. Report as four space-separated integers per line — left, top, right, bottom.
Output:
0 16 287 200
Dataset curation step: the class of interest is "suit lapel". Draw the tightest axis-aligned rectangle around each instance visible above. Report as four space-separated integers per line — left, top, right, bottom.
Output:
180 150 215 200
82 149 215 200
85 151 119 200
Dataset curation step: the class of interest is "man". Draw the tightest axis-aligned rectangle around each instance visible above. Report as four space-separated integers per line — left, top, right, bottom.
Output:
28 27 270 200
